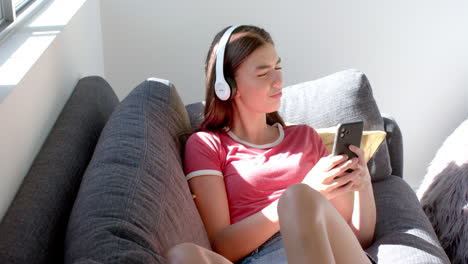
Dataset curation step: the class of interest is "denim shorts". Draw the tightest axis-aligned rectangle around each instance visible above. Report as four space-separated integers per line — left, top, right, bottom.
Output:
235 231 286 264
235 231 376 264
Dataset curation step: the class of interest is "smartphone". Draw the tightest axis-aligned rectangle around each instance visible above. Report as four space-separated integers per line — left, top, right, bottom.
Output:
332 121 363 159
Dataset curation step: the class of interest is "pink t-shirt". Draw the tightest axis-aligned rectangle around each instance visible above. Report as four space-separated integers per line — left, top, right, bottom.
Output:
184 123 329 224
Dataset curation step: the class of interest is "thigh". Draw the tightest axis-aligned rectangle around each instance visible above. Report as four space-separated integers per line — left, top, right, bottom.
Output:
323 202 372 264
278 183 372 264
315 193 373 264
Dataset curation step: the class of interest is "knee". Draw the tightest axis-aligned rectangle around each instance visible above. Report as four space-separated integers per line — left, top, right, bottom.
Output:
278 183 328 216
166 242 202 264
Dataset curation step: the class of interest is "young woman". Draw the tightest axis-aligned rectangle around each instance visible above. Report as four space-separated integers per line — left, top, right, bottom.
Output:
167 25 376 264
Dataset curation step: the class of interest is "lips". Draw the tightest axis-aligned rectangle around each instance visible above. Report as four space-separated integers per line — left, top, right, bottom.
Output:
270 91 282 98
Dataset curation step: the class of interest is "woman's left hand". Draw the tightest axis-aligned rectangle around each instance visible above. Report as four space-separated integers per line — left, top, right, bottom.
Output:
345 145 372 191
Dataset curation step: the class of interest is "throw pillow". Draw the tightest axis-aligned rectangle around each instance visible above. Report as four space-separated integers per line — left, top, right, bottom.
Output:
416 118 468 264
279 69 391 181
65 78 211 263
315 126 386 163
285 123 386 163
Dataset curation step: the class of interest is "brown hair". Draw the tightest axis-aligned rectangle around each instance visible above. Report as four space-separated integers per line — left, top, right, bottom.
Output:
198 25 285 132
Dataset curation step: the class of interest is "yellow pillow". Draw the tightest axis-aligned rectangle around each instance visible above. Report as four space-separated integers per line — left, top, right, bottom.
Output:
286 123 386 163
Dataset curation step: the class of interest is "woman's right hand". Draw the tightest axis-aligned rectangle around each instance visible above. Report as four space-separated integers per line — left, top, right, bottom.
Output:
301 154 359 200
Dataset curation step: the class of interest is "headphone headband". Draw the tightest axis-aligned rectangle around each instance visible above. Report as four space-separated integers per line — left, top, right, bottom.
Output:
214 25 242 101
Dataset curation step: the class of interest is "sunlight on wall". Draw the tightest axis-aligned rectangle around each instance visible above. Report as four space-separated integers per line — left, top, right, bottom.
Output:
0 0 86 102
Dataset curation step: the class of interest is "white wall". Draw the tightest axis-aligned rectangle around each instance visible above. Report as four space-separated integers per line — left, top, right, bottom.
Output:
0 0 104 219
100 0 468 189
0 0 465 220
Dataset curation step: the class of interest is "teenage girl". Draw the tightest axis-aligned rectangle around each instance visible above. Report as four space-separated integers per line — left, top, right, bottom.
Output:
167 25 376 264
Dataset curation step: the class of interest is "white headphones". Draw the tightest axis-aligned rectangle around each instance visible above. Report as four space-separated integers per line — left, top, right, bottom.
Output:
214 25 242 101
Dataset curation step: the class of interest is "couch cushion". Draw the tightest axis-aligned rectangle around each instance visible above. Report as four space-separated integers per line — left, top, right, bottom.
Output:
366 176 450 264
0 76 118 264
65 78 211 263
278 69 392 181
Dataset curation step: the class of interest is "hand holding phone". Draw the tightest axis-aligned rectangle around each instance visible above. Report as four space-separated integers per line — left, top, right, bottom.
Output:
304 121 369 197
332 121 363 173
332 121 364 158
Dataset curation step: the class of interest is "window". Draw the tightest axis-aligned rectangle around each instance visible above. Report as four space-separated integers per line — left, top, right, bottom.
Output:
0 0 52 42
14 0 33 11
0 2 4 25
0 0 35 31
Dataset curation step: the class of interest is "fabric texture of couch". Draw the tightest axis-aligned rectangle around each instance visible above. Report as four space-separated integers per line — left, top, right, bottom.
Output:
0 70 451 264
65 77 210 263
0 76 118 264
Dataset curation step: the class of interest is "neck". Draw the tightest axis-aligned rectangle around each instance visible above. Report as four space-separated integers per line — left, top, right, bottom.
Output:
231 104 275 145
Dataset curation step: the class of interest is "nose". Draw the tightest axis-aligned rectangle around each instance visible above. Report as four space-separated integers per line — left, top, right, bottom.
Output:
272 70 283 88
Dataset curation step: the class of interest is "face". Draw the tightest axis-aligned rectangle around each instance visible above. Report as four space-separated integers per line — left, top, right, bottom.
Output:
232 43 283 114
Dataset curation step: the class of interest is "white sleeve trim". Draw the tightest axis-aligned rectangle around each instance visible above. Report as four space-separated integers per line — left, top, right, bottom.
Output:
185 170 223 180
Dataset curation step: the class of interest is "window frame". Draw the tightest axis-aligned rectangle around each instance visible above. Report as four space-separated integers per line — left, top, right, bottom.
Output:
1 0 16 23
15 0 33 11
0 2 4 26
0 0 49 41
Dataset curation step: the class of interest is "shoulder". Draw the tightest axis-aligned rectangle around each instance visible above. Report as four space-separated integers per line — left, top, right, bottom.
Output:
187 130 219 142
283 124 325 145
284 123 319 136
283 123 330 156
186 130 225 152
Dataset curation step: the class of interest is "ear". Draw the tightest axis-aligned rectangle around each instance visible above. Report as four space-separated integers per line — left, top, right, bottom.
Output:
233 88 241 98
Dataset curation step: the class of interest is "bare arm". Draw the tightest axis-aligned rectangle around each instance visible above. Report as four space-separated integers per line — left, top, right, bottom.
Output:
303 148 376 249
329 145 376 249
188 175 280 263
349 183 376 249
330 185 376 249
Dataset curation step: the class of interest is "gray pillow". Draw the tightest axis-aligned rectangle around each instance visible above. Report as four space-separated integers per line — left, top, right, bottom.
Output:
417 119 468 264
279 69 392 181
65 78 211 263
0 76 118 264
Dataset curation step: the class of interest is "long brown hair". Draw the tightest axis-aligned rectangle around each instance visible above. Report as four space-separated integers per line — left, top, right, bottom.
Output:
198 25 285 132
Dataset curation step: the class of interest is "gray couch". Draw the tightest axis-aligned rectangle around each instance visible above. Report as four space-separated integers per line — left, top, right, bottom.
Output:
0 70 450 263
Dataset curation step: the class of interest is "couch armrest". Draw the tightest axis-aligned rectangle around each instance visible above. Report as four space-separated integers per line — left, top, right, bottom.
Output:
185 101 205 131
0 76 119 264
381 113 403 178
365 176 450 264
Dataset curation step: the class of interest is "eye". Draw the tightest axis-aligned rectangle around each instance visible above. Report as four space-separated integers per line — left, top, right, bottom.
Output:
257 67 282 77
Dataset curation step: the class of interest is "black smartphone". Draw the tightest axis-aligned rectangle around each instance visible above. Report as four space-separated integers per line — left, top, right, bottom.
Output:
332 121 364 159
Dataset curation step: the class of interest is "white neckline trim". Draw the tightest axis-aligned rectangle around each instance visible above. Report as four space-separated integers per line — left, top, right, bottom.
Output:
227 123 284 149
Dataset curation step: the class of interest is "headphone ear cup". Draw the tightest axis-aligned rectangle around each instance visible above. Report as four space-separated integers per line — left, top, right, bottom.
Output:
225 77 237 99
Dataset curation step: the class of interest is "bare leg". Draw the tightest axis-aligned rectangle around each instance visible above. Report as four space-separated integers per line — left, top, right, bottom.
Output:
167 242 233 264
278 183 371 264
